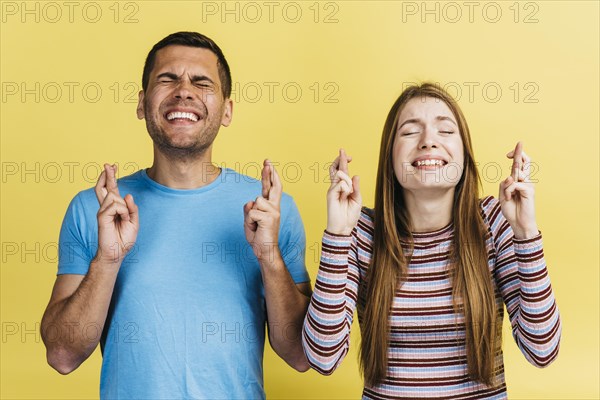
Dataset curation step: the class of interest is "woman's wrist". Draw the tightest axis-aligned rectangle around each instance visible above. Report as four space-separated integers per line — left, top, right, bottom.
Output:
325 226 353 236
512 224 540 240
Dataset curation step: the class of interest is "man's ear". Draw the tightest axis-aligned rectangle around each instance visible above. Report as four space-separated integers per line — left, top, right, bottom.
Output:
136 91 145 120
221 98 233 127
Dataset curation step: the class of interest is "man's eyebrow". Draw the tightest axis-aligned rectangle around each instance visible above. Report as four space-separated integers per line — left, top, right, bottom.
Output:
156 72 179 80
190 75 215 84
155 73 215 85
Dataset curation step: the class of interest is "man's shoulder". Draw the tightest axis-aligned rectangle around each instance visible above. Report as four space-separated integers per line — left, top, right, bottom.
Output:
220 168 261 187
68 186 97 211
67 170 144 210
117 169 145 187
220 167 295 202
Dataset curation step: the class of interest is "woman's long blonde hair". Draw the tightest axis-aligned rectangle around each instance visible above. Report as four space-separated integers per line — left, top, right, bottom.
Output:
358 83 499 387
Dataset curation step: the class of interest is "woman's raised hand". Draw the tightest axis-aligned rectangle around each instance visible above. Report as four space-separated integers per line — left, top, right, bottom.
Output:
499 142 539 239
326 149 362 235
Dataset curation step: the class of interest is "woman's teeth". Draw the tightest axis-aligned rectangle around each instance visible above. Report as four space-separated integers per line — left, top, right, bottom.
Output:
415 159 445 167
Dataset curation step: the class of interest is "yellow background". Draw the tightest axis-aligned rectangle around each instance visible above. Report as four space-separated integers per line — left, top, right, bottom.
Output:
1 0 598 398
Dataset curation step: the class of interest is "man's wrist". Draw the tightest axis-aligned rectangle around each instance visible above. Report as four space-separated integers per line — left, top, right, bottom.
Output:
90 255 123 272
255 243 283 268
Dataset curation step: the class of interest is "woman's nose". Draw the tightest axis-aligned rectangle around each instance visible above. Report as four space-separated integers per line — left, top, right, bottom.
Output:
419 127 438 149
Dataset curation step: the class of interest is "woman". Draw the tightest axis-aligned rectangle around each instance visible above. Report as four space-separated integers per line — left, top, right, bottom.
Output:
302 83 561 399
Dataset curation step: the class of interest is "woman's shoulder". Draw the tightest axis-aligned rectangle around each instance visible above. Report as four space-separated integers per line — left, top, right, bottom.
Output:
360 206 374 220
478 196 512 241
357 206 375 235
479 195 497 208
360 206 374 223
479 195 502 223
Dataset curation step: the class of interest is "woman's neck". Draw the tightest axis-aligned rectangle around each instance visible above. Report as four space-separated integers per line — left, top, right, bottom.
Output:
403 189 455 233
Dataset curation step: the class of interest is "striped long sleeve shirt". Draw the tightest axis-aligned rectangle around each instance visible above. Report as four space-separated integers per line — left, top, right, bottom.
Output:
302 196 561 399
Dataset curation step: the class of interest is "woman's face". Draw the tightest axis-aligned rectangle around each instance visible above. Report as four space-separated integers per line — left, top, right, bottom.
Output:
392 96 465 194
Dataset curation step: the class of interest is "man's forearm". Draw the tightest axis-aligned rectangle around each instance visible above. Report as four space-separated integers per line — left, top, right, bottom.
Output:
259 247 311 371
41 260 119 374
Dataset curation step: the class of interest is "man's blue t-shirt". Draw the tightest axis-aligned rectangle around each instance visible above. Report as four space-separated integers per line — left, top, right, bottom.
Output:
57 168 310 399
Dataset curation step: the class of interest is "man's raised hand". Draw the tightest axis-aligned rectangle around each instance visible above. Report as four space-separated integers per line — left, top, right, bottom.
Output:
244 160 282 263
94 164 139 265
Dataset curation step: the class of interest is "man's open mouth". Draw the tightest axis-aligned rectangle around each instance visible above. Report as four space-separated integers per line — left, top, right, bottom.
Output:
165 111 200 122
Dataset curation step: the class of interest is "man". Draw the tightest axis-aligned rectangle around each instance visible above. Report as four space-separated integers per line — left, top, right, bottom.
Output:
41 32 311 399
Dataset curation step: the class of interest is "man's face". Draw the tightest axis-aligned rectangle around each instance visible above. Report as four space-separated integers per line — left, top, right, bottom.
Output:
137 45 232 159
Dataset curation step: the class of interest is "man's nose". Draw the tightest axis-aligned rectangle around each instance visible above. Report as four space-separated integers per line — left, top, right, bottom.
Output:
173 80 194 100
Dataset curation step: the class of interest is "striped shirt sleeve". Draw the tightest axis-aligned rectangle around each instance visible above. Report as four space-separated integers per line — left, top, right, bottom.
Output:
482 196 561 367
302 228 360 375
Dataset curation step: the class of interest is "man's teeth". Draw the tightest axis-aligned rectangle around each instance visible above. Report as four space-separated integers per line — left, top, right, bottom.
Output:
166 111 199 122
415 159 445 167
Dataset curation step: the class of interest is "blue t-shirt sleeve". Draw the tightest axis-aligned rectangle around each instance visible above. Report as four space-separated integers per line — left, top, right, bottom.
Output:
278 195 310 284
58 192 97 275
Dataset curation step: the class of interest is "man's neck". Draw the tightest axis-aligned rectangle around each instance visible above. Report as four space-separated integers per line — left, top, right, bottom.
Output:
146 147 221 189
403 188 455 233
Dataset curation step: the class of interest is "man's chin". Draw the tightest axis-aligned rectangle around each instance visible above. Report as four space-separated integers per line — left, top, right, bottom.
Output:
153 140 211 160
147 126 218 160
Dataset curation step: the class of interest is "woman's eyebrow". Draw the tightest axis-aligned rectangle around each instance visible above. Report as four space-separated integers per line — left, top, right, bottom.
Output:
436 115 457 126
398 115 458 129
398 118 422 129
